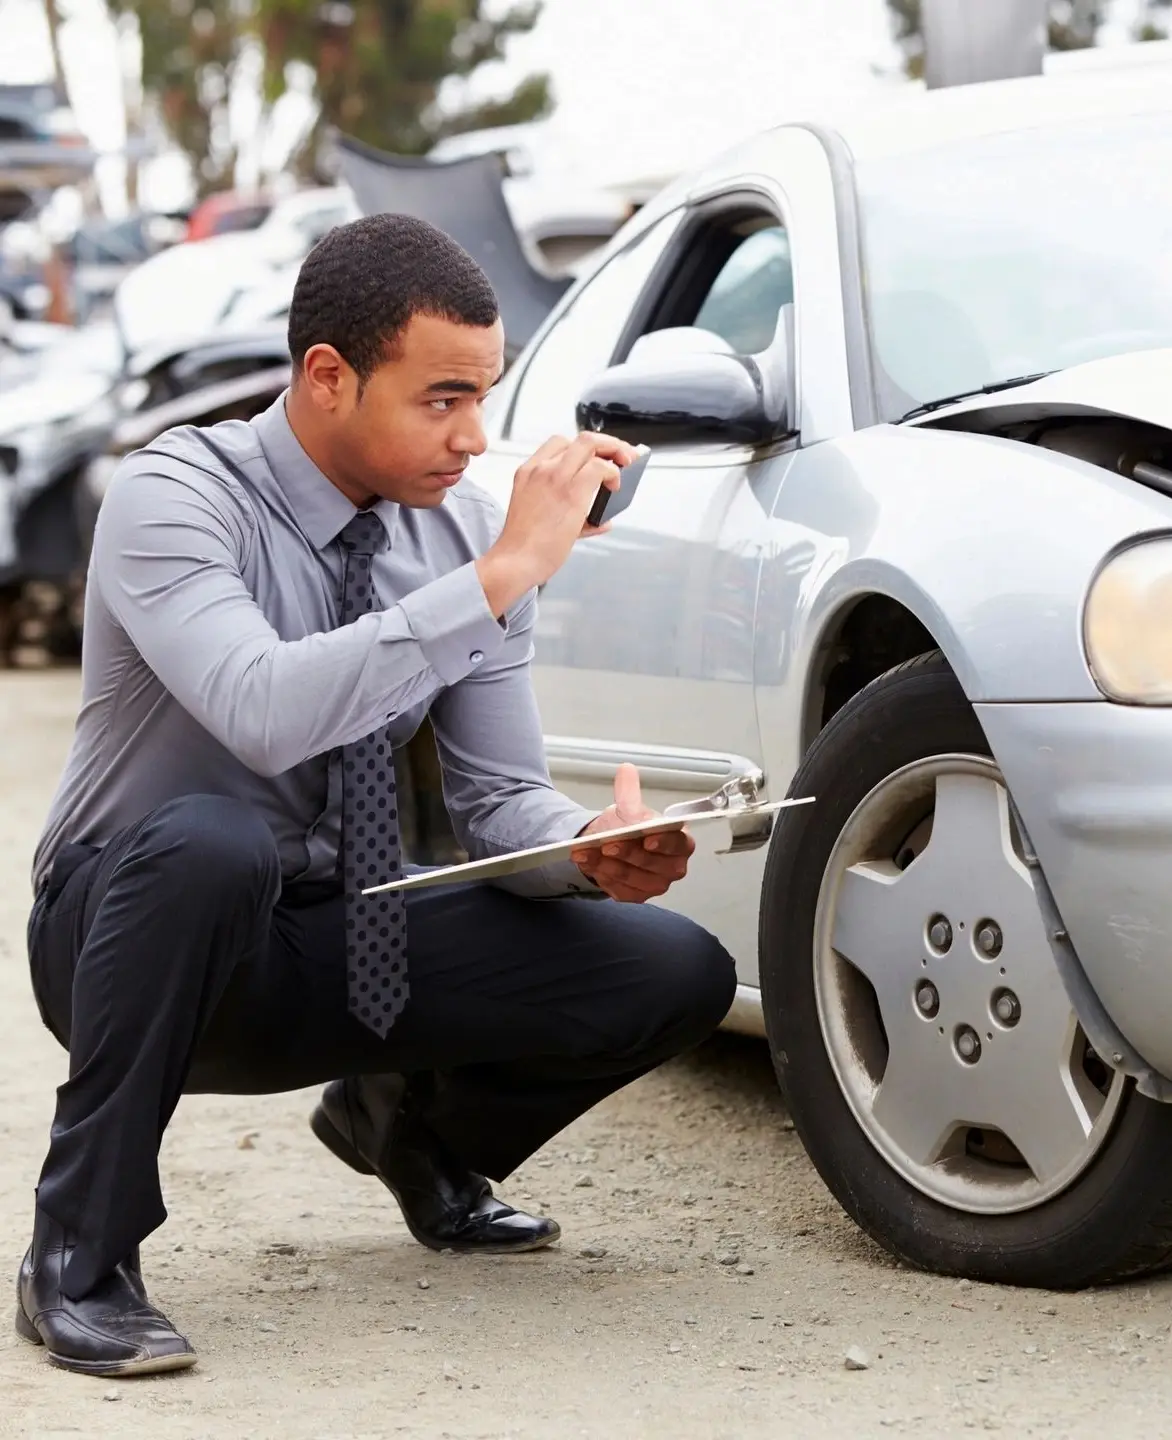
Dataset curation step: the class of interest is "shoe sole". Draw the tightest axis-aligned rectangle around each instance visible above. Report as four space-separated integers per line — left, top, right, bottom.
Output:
309 1105 560 1255
16 1303 197 1377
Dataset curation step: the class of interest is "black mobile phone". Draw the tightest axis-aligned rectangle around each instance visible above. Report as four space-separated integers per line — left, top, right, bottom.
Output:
587 445 651 529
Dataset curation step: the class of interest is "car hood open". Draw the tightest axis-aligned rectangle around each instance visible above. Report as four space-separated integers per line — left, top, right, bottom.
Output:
912 347 1172 434
907 347 1172 499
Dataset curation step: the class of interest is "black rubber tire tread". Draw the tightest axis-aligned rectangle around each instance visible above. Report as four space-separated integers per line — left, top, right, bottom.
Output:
760 650 1172 1289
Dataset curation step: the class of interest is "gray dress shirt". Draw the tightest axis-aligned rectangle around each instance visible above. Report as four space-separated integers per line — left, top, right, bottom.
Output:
32 393 599 898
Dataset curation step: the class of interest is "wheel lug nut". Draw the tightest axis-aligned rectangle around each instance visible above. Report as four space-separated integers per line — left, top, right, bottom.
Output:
915 981 940 1018
976 921 1003 958
993 988 1021 1027
955 1025 981 1064
928 915 953 952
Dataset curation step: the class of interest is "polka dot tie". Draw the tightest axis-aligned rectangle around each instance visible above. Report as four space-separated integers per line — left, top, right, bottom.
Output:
339 512 407 1038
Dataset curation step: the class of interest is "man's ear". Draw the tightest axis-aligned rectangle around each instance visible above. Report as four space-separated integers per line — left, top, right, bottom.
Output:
300 344 357 412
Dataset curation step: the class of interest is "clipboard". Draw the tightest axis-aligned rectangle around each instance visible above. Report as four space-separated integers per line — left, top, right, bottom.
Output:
362 776 814 896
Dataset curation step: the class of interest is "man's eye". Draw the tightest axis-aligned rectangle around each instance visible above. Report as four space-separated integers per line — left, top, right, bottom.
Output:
429 398 457 412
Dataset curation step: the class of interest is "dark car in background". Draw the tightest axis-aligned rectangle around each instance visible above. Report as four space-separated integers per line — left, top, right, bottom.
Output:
0 82 94 196
0 321 291 666
0 82 97 327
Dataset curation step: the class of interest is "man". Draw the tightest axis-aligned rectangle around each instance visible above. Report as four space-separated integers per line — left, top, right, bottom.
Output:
18 213 736 1378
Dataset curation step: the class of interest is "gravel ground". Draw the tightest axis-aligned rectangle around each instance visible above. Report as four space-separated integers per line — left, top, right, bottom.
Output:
4 670 1172 1439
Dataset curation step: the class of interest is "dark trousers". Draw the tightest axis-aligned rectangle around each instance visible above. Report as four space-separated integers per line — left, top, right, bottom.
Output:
27 795 736 1299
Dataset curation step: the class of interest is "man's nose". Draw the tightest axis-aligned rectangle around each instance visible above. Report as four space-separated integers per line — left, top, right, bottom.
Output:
451 412 488 458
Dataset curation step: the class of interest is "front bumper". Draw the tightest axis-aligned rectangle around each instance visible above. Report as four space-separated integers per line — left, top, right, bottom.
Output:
978 701 1172 1084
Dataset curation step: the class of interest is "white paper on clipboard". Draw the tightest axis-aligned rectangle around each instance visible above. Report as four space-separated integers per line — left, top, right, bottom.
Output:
362 795 814 895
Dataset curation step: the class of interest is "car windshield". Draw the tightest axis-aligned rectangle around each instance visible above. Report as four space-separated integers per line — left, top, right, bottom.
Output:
855 111 1172 422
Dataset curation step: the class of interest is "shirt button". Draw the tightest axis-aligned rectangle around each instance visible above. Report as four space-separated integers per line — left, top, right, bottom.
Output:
469 650 484 665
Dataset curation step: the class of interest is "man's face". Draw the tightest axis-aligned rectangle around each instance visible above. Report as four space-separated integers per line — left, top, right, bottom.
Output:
297 312 506 508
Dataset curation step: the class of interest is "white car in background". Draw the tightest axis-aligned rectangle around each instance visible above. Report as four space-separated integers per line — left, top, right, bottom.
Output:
111 187 362 355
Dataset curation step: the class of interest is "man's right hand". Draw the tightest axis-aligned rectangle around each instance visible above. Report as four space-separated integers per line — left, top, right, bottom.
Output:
476 432 639 618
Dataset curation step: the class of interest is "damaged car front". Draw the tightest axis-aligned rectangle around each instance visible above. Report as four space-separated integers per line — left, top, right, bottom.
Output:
0 323 122 660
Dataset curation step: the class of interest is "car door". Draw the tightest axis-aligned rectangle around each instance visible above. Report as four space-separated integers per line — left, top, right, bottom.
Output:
471 185 804 973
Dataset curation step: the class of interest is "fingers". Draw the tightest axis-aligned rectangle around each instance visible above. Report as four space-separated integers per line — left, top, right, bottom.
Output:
596 881 655 904
551 436 622 497
515 434 626 529
524 431 636 481
612 835 695 872
643 829 692 856
613 762 647 825
566 761 696 905
517 435 572 477
579 518 613 539
575 431 640 465
570 825 694 903
581 455 622 495
581 852 690 901
569 823 691 867
570 842 688 877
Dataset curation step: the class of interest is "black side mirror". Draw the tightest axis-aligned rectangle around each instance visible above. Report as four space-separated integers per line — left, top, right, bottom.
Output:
575 316 794 448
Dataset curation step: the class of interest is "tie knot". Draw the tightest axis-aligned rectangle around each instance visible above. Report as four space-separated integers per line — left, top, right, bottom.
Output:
339 512 385 555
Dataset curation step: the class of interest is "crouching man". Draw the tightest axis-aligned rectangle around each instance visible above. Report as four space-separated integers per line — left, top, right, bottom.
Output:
18 213 735 1377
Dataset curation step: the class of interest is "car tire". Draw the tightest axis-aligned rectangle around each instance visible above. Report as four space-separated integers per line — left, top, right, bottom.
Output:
760 650 1172 1289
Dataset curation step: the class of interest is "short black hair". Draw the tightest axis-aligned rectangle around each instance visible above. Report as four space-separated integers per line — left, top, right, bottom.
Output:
287 212 499 388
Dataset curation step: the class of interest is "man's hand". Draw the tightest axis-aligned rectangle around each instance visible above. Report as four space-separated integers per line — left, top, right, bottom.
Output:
569 763 695 904
475 432 639 618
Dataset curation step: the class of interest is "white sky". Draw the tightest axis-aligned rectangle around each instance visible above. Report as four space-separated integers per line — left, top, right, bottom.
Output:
0 0 1152 215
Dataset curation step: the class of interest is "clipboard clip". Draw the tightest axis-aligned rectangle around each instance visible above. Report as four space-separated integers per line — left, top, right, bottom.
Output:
662 771 777 855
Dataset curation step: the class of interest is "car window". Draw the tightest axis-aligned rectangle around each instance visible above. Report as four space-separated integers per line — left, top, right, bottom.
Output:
692 225 793 355
505 211 683 444
856 112 1172 419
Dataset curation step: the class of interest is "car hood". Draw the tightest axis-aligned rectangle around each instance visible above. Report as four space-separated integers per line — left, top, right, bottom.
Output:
0 368 111 435
113 232 286 355
912 347 1172 433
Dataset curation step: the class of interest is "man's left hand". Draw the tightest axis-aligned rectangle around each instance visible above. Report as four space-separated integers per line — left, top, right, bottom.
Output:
569 763 694 903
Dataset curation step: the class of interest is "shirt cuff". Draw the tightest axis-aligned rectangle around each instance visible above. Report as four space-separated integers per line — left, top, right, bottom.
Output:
394 562 507 686
545 802 605 897
488 802 606 899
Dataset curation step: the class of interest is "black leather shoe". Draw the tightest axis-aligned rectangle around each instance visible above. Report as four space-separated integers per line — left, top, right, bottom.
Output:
311 1077 560 1254
16 1209 196 1377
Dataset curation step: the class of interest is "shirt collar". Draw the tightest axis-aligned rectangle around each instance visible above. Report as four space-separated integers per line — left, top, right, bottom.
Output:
253 391 398 551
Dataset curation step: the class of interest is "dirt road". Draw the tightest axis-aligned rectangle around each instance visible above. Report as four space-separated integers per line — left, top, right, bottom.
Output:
3 671 1172 1439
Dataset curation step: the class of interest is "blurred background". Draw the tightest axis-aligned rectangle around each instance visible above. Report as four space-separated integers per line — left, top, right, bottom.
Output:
2 0 1172 677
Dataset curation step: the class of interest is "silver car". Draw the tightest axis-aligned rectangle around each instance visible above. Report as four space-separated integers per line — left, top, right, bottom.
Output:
466 63 1172 1289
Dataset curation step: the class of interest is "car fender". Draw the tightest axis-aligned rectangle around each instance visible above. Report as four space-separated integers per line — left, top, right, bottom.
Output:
754 422 1172 782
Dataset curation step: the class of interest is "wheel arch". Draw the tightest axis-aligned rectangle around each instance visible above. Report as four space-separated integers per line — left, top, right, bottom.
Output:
801 588 944 754
794 563 979 760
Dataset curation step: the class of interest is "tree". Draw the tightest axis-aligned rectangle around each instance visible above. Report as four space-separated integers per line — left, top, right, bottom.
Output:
885 0 1172 78
110 0 550 200
1136 0 1172 39
126 0 245 196
255 1 550 175
40 0 67 94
